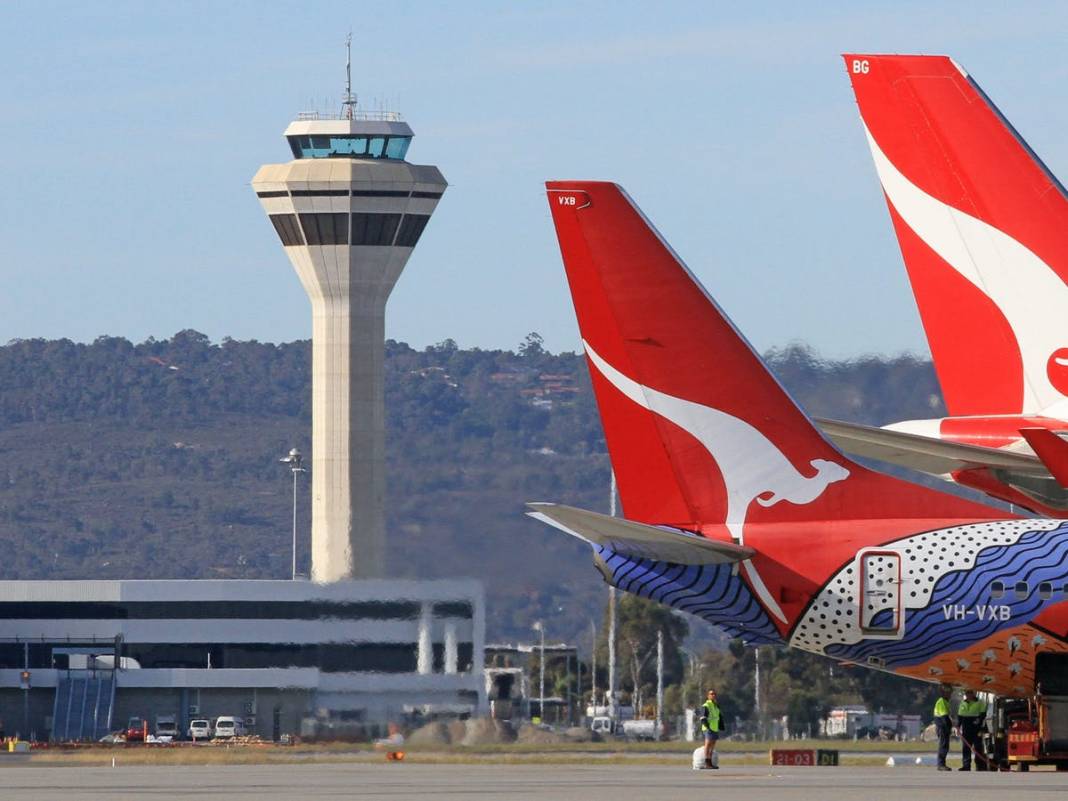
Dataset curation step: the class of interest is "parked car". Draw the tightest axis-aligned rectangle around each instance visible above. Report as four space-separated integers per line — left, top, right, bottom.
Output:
213 716 247 739
188 719 213 740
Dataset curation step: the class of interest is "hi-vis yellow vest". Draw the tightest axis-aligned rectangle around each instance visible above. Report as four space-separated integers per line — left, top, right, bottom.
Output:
701 700 721 732
934 697 950 718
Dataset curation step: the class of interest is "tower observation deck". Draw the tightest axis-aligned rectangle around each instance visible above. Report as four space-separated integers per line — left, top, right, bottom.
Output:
252 63 446 582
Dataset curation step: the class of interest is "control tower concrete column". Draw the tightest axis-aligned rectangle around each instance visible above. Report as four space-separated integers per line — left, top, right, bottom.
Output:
252 115 445 581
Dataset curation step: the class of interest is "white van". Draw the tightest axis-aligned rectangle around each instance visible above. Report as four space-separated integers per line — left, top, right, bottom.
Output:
155 715 179 741
213 716 247 739
188 719 213 740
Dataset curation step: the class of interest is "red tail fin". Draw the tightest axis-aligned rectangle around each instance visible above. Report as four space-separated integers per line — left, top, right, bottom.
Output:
545 181 1000 538
844 54 1068 417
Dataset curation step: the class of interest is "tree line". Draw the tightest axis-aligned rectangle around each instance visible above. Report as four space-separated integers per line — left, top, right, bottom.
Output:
0 330 949 722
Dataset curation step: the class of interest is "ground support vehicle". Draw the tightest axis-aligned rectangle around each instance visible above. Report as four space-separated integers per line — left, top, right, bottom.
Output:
988 654 1068 771
155 714 178 741
125 717 147 742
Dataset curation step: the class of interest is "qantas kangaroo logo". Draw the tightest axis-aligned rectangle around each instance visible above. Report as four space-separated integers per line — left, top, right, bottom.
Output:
584 342 849 538
862 123 1068 413
1048 349 1068 397
584 342 849 623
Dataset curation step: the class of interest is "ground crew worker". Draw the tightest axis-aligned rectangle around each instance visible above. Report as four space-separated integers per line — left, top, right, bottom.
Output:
957 689 987 771
700 689 721 769
933 684 955 771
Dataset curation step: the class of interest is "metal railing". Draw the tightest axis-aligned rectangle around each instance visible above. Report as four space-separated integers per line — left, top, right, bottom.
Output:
296 110 403 122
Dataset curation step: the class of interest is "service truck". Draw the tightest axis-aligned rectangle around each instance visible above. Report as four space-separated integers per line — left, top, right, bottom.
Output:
985 653 1068 771
155 714 178 741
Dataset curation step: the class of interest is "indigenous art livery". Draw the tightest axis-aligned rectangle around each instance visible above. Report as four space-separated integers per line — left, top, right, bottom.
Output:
822 54 1068 517
529 180 1068 699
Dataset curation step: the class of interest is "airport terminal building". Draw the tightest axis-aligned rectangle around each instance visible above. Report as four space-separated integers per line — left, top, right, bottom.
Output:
0 579 485 740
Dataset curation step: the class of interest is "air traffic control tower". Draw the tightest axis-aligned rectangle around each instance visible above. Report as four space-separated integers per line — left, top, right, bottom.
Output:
252 64 446 582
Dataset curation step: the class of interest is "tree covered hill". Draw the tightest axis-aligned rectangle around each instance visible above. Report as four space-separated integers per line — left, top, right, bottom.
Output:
0 331 948 645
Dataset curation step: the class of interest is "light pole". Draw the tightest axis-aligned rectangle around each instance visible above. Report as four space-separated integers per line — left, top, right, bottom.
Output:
679 646 698 712
589 617 597 710
532 620 545 724
655 629 664 741
607 471 618 724
278 448 306 580
754 645 762 740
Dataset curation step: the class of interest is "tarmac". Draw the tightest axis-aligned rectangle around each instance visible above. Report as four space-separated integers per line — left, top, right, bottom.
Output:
1 763 1066 800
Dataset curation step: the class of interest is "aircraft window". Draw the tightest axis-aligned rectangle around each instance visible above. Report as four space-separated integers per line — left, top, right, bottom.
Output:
991 581 1005 600
1014 581 1029 599
1039 582 1053 600
368 137 386 158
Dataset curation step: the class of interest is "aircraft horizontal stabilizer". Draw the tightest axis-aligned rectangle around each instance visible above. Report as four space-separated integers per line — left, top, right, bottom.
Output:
817 418 1045 476
1019 428 1068 487
525 503 754 565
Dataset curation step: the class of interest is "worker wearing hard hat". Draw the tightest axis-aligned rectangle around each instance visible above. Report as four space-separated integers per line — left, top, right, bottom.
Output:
933 684 955 771
957 689 987 771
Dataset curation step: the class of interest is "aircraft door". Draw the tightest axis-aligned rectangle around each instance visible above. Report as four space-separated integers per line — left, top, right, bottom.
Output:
859 550 902 635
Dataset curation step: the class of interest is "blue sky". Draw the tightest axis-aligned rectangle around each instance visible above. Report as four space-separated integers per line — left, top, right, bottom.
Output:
3 1 1068 357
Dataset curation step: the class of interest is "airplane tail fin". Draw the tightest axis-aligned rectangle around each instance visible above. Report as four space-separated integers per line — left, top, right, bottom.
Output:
545 181 999 538
843 54 1068 417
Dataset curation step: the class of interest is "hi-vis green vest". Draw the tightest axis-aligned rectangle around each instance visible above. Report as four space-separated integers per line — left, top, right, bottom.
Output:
958 699 986 720
934 697 950 718
701 700 721 732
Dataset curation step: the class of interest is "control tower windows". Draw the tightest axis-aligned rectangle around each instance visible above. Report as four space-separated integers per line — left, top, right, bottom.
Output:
286 135 412 160
351 213 401 246
299 213 349 246
385 138 410 159
269 214 305 247
396 214 430 247
336 137 368 156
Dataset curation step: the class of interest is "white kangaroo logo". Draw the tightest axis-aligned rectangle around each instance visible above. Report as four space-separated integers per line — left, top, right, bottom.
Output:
864 123 1068 414
585 342 850 622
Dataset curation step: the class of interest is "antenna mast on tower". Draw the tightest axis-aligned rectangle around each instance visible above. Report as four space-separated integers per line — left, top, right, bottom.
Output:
342 32 356 120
